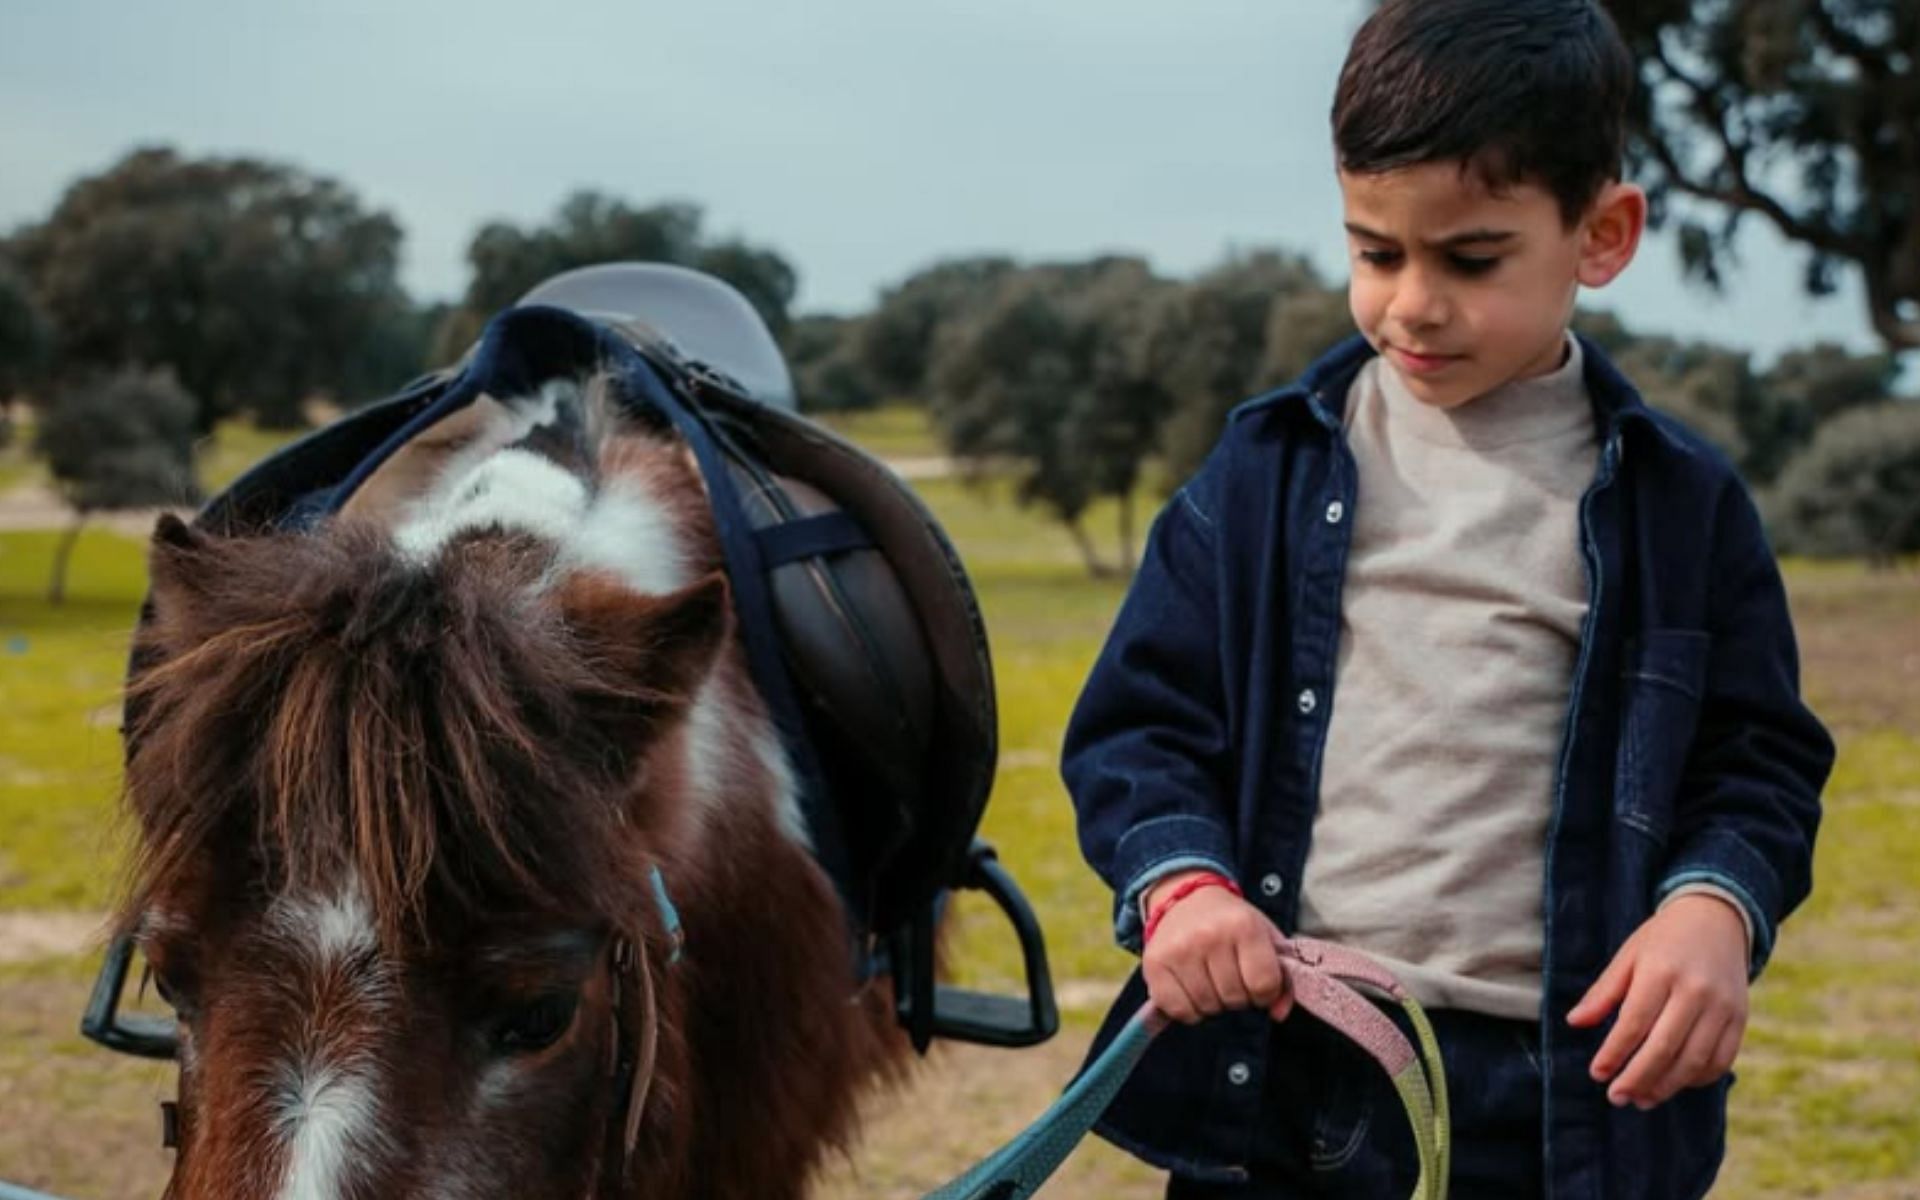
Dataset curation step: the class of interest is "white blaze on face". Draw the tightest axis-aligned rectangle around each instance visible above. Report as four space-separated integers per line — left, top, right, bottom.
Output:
271 1061 385 1200
264 877 393 1200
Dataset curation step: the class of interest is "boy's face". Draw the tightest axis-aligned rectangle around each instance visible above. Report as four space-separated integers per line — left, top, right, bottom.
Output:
1339 161 1643 410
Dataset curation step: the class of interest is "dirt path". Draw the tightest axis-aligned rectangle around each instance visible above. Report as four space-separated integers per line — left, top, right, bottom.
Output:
0 485 188 536
876 455 958 482
0 913 108 964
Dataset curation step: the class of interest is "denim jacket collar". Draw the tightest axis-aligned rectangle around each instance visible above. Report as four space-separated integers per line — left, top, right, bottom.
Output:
1254 331 1688 454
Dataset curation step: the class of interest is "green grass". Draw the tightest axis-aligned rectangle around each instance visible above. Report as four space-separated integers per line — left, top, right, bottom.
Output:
0 529 147 910
812 403 941 458
1723 725 1920 1192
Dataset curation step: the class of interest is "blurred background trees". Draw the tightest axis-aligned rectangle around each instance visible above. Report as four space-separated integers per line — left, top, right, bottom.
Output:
33 369 197 604
925 256 1175 575
1769 402 1920 565
5 147 410 431
0 261 52 411
858 257 1020 401
1610 0 1919 352
429 192 799 363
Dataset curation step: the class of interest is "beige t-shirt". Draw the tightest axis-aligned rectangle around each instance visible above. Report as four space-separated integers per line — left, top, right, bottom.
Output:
1295 338 1595 1020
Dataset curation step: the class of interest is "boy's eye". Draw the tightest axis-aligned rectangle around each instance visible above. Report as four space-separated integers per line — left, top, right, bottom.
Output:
1358 248 1401 267
1449 254 1500 276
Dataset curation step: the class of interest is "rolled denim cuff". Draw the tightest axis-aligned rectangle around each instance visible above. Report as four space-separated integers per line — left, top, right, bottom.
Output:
1110 814 1236 954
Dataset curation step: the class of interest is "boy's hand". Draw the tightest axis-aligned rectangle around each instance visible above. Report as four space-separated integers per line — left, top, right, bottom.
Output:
1566 894 1750 1110
1141 872 1294 1025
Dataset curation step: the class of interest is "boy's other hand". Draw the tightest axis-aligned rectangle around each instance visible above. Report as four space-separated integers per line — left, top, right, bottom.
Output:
1565 894 1750 1110
1142 872 1294 1026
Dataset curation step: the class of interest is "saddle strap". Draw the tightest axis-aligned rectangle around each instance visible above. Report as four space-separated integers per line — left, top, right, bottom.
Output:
921 935 1451 1200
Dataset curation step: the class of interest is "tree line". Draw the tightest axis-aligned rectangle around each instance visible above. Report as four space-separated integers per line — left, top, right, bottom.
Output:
3 77 1917 596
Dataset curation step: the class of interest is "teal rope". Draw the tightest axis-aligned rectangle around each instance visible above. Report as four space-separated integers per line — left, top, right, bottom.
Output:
921 1007 1159 1200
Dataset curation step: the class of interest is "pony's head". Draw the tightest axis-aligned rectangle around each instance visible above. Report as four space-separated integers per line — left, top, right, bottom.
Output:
118 468 728 1199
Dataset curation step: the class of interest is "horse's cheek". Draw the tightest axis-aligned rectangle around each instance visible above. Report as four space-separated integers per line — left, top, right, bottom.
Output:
445 1043 611 1195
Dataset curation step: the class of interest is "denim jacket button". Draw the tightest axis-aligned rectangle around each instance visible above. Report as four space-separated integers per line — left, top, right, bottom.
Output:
1297 688 1318 715
1227 1061 1253 1086
1325 500 1345 524
1259 873 1283 898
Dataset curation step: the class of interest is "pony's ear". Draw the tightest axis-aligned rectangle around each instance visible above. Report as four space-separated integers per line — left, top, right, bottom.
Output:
558 570 732 745
145 513 215 626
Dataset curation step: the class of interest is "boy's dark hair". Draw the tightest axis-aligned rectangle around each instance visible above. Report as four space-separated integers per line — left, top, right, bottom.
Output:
1332 0 1637 225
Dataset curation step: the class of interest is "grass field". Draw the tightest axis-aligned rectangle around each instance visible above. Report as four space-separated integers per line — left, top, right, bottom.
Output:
0 410 1915 1197
814 404 945 460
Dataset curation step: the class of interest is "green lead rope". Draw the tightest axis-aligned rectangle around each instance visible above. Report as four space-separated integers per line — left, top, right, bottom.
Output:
1395 991 1451 1200
921 936 1450 1200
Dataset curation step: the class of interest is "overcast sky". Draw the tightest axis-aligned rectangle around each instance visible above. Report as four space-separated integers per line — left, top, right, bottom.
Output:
2 0 1905 378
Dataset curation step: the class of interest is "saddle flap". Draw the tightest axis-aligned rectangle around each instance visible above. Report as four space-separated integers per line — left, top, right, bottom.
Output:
697 388 998 928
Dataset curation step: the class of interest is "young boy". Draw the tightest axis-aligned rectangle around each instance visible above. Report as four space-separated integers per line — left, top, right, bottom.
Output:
1062 2 1833 1196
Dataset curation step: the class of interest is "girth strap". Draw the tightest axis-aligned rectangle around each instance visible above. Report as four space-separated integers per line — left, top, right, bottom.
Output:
753 511 872 568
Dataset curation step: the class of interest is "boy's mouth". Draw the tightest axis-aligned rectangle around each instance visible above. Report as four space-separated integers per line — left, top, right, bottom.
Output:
1388 346 1465 375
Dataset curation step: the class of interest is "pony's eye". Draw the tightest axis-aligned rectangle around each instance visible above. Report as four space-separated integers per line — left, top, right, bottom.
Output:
149 967 197 1019
490 994 580 1055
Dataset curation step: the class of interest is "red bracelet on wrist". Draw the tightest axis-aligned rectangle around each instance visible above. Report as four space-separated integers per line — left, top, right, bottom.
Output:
1143 872 1242 946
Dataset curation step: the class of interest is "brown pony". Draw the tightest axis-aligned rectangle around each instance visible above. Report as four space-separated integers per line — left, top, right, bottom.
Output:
114 377 911 1199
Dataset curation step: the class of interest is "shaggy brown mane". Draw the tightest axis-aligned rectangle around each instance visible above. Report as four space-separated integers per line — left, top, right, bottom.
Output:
121 516 720 949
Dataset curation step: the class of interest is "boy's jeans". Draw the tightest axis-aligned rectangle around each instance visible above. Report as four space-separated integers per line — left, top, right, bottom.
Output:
1166 1007 1544 1198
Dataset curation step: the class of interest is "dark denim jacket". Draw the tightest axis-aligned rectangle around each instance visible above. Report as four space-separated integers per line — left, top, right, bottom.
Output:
1062 335 1833 1198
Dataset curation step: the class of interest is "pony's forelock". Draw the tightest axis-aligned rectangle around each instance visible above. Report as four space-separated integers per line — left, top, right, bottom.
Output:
121 521 687 950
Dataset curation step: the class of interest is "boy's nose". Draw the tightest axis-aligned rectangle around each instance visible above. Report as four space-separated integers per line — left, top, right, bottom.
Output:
1386 268 1449 333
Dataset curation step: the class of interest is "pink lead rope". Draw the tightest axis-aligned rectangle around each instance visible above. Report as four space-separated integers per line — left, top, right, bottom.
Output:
922 933 1451 1200
1270 933 1451 1198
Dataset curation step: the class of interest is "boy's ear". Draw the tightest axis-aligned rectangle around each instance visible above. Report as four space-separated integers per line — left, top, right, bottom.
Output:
1576 182 1647 289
